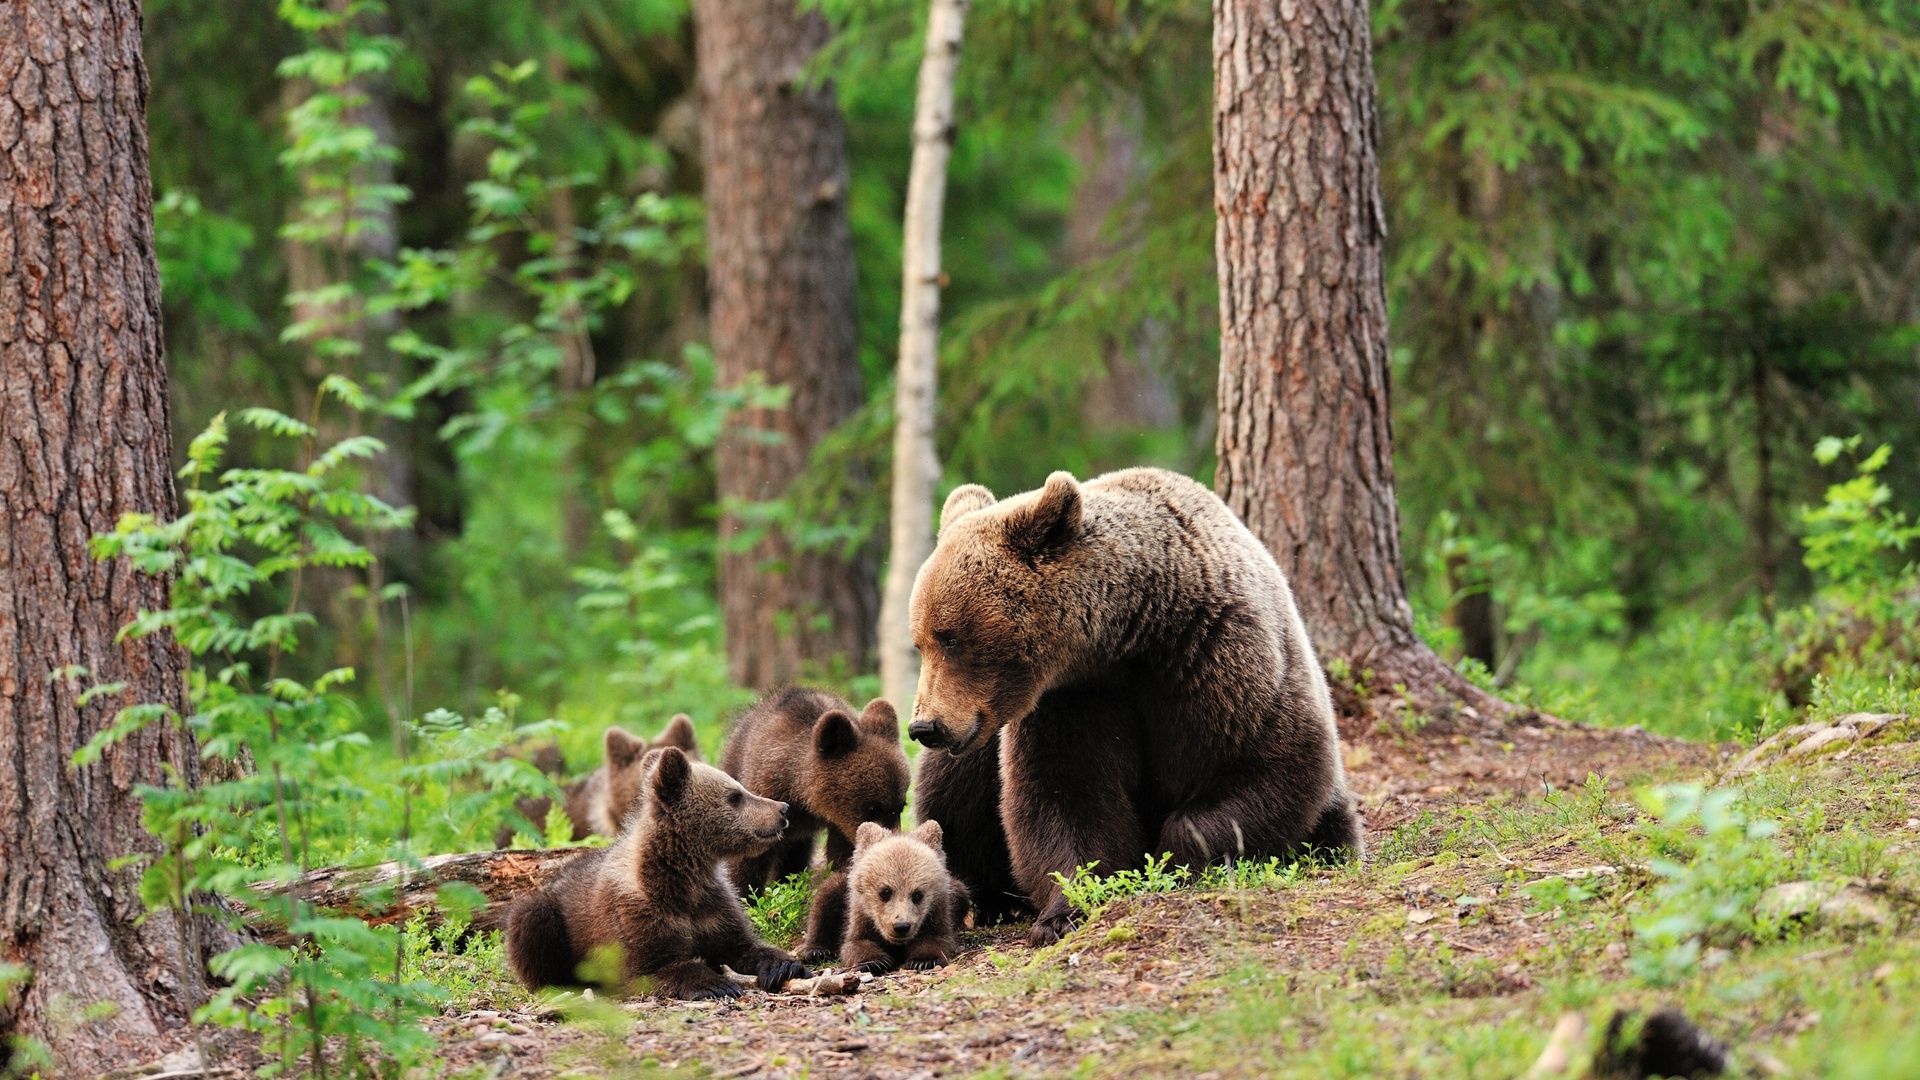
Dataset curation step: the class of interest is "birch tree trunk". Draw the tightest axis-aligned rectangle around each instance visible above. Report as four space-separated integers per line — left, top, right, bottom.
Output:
695 0 878 691
879 0 969 712
0 2 210 1071
1211 0 1517 717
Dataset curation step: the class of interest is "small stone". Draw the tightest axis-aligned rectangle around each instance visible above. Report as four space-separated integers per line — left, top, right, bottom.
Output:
1407 908 1436 924
1756 880 1834 923
1817 885 1892 929
1872 962 1897 981
1604 941 1628 961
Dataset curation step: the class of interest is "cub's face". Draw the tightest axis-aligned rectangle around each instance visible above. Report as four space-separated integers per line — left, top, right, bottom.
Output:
908 474 1083 756
645 747 788 858
806 699 910 838
605 715 702 828
849 821 949 945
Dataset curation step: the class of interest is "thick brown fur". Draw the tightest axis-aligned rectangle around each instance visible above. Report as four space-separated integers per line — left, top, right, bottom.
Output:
502 747 808 998
719 688 910 962
909 468 1362 948
840 821 969 974
494 716 700 849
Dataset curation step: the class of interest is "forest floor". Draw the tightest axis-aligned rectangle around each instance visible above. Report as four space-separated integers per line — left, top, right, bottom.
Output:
110 706 1920 1079
387 705 1920 1080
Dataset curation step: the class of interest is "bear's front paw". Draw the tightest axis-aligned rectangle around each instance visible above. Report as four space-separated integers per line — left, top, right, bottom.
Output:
904 956 944 971
851 956 897 975
1028 910 1076 948
682 980 744 1001
797 943 838 965
757 959 811 991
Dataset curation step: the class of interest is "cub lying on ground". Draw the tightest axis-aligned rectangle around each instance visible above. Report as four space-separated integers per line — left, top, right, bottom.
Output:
840 820 970 974
503 746 808 998
720 689 910 962
494 716 699 848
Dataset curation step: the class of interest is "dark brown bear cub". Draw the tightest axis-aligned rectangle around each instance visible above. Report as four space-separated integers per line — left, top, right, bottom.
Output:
841 821 969 974
495 716 699 848
719 688 910 962
503 747 808 998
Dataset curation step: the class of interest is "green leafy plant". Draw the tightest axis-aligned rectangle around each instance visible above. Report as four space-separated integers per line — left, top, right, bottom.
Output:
1628 784 1788 986
745 872 818 948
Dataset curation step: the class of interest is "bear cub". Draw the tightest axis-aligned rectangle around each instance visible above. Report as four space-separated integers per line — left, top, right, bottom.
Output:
841 820 970 974
503 746 808 999
719 688 910 962
495 715 699 848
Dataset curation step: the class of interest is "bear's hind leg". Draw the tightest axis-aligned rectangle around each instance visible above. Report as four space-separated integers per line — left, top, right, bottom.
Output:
1158 778 1362 870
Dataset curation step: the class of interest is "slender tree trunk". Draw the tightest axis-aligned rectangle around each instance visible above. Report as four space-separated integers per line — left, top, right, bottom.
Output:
1750 350 1777 609
695 0 877 690
0 2 208 1071
1211 0 1514 716
880 0 969 712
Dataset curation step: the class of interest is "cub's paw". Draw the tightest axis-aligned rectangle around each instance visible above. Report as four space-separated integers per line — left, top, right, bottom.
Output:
851 956 897 975
682 981 743 1001
904 956 945 971
1028 911 1076 948
757 959 811 991
797 944 838 965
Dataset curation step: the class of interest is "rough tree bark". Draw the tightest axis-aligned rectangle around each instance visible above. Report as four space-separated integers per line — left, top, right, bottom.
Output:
0 1 209 1071
879 0 969 713
694 0 877 691
1211 0 1515 715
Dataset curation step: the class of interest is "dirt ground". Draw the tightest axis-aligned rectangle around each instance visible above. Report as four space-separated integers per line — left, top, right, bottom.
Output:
391 709 1731 1080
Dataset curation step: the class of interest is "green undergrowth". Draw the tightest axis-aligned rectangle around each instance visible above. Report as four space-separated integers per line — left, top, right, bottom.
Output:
947 744 1920 1079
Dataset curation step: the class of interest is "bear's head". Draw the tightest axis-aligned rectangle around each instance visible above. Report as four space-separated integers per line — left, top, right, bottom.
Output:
803 698 910 839
848 820 950 945
907 471 1085 755
604 714 703 827
640 746 789 858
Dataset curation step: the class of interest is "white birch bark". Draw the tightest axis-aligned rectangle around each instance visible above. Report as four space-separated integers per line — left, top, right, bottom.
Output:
880 0 970 714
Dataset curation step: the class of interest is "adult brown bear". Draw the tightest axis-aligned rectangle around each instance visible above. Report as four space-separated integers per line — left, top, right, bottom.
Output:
909 468 1361 946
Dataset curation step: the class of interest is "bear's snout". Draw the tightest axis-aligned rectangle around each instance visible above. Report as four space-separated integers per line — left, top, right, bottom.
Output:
907 719 947 748
891 920 914 939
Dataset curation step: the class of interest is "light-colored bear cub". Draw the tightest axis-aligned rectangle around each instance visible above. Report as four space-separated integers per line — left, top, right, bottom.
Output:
841 820 970 974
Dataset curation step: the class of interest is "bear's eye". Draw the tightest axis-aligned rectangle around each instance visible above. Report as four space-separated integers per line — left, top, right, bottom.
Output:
934 629 959 651
878 886 894 902
728 791 743 807
910 889 925 906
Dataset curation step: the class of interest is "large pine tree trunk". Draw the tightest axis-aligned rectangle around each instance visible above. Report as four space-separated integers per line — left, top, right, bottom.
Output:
694 0 876 690
0 1 207 1071
1211 0 1512 716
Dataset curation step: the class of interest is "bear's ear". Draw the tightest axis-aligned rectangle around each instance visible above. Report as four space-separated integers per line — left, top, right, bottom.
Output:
939 484 997 539
857 698 899 742
605 726 648 771
813 709 860 757
653 713 699 756
1003 471 1082 558
649 746 691 805
855 821 890 850
910 818 944 853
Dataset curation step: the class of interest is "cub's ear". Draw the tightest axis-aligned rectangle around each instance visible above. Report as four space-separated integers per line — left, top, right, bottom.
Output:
653 713 699 756
813 709 860 757
1003 471 1082 558
855 821 891 850
605 726 648 771
649 746 691 804
857 698 899 742
910 819 944 853
938 484 997 539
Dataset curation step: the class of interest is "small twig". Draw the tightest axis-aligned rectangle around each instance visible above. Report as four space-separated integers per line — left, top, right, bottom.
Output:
719 966 866 996
1523 1012 1588 1079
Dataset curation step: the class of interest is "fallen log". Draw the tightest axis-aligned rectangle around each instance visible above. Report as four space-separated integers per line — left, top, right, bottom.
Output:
249 846 586 946
720 966 867 997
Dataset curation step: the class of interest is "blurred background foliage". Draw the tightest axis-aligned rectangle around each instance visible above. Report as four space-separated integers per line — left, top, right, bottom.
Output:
144 0 1920 772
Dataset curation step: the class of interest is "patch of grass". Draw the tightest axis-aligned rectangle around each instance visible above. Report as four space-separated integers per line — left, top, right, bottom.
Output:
745 871 816 948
